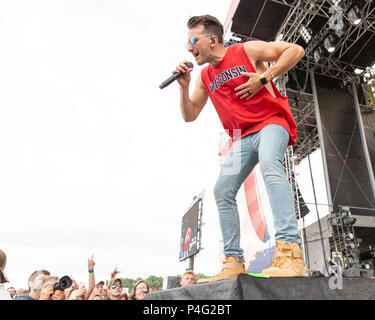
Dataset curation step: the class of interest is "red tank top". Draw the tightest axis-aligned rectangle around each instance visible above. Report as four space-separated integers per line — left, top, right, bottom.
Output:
200 43 297 146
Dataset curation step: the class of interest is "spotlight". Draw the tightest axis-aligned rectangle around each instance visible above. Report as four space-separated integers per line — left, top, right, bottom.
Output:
313 47 323 63
343 215 357 227
348 5 361 25
276 33 284 41
299 26 312 44
323 34 337 53
354 68 364 74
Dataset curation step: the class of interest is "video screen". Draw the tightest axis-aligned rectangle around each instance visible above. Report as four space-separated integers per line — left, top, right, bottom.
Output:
179 199 201 261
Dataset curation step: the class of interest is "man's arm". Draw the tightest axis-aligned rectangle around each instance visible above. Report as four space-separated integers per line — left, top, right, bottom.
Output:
106 267 120 290
179 75 208 122
235 41 304 99
174 61 208 122
85 255 96 300
244 40 305 80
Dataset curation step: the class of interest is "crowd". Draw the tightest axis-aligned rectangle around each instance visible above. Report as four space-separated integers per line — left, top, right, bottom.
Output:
0 249 196 301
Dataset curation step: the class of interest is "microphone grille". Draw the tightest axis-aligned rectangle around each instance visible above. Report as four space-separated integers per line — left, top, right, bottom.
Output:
186 62 193 68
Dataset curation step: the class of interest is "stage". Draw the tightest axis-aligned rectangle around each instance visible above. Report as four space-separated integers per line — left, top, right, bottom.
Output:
147 275 375 300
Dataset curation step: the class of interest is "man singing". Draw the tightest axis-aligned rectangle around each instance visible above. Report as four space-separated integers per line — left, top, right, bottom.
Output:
173 15 305 282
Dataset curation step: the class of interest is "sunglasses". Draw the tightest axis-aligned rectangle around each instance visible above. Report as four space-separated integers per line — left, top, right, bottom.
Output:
111 283 123 289
185 34 212 49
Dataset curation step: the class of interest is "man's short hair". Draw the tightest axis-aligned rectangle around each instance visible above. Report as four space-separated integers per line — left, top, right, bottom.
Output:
28 270 50 292
187 15 224 44
182 270 195 278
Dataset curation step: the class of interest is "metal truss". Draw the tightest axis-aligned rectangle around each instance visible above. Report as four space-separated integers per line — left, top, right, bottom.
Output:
225 0 375 80
332 1 375 62
296 57 364 82
274 0 332 44
287 90 320 164
305 0 375 58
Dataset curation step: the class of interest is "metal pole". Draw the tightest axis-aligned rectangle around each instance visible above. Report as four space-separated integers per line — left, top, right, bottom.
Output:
309 70 334 212
189 255 194 271
351 81 375 200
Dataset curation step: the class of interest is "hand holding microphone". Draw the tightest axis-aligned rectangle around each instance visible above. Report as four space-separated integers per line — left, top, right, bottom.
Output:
159 61 193 89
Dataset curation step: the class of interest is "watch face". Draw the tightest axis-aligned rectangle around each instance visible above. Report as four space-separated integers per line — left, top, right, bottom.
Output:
260 76 267 85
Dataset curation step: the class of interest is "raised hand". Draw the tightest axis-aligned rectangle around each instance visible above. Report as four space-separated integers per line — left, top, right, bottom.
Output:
111 267 120 279
88 255 95 270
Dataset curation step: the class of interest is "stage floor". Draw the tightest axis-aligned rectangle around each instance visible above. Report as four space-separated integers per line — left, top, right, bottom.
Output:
146 274 375 300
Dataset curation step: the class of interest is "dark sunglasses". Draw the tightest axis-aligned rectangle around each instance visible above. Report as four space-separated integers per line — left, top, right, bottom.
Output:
111 283 123 289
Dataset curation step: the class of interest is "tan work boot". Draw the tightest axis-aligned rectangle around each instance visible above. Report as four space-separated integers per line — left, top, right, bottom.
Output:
197 256 247 283
261 240 305 277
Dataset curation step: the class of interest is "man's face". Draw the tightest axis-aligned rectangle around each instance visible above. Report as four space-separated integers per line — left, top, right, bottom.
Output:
187 25 212 66
180 273 195 287
31 274 49 293
96 283 104 290
7 288 16 297
109 281 122 298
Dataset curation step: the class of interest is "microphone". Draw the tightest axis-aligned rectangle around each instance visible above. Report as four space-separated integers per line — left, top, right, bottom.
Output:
159 62 193 89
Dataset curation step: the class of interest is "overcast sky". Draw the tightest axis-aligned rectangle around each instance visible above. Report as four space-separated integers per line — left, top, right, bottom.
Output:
0 0 327 290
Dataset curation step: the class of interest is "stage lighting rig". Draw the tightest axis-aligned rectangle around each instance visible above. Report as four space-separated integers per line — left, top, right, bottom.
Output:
347 5 361 25
328 4 346 37
328 206 374 277
299 25 312 44
323 34 338 53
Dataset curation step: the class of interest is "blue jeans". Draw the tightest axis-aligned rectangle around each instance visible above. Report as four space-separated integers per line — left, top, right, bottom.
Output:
214 124 300 262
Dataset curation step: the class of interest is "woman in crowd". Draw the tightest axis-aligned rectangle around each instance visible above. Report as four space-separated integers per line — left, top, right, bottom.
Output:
129 280 149 300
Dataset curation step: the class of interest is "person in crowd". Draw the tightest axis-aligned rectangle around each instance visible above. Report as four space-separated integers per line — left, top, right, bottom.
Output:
88 281 104 300
105 278 123 300
7 287 16 299
0 249 11 300
15 288 25 295
14 269 50 300
180 270 195 287
129 280 150 300
38 276 66 300
64 277 78 300
68 283 87 300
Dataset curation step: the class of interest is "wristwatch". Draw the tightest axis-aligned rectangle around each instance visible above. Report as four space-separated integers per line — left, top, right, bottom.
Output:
260 73 268 85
